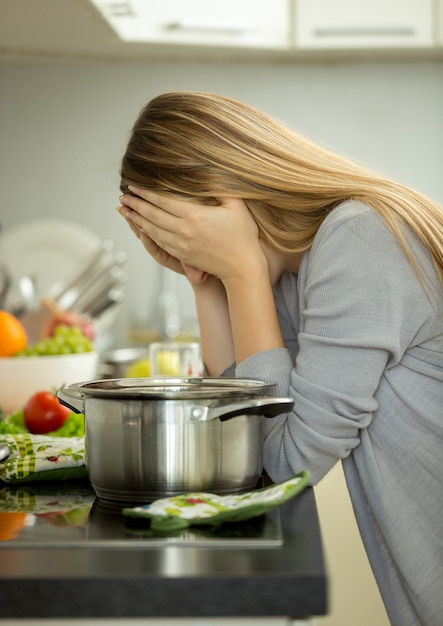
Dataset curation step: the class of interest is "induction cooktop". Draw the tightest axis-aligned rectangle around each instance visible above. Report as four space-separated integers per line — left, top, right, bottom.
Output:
0 480 283 549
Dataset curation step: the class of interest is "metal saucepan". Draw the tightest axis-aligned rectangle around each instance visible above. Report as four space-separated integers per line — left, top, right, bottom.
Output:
58 378 294 503
97 347 150 379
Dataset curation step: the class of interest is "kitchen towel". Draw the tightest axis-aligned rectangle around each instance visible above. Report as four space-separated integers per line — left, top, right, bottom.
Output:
123 470 311 531
0 433 87 482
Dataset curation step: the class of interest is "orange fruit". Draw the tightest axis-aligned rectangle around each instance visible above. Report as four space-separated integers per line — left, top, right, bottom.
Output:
0 310 28 356
0 512 27 541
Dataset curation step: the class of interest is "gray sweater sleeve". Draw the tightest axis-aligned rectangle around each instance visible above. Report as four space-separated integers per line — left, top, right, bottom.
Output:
236 201 440 484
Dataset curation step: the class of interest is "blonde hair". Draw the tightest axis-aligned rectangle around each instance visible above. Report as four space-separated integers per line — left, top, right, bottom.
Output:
120 91 443 289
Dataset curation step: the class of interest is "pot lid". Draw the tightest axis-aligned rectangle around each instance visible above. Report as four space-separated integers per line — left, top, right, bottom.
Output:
64 377 277 400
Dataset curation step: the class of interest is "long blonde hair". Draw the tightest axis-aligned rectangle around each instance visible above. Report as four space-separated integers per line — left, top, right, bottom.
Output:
120 91 443 288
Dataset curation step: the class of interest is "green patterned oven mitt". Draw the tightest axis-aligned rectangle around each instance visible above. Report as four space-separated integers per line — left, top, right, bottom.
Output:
123 470 311 532
0 434 87 483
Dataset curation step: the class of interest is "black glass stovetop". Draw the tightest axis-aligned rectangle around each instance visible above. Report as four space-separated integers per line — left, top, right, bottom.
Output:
0 479 283 549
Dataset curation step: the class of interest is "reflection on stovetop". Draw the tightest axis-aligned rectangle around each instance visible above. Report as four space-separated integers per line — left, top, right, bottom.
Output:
0 479 283 548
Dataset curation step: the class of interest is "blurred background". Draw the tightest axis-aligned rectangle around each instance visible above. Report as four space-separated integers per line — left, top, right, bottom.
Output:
0 2 442 624
1 0 442 352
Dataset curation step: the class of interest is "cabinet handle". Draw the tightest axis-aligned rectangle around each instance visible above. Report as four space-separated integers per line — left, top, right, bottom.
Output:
313 26 416 38
164 19 255 35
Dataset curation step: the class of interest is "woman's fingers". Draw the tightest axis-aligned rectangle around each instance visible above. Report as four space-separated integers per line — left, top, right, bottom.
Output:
122 188 186 224
120 192 207 267
127 186 186 217
119 191 265 282
120 192 184 249
117 203 185 275
117 205 141 239
141 233 186 275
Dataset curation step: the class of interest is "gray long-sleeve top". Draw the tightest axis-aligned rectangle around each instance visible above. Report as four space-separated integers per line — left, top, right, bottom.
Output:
234 200 443 626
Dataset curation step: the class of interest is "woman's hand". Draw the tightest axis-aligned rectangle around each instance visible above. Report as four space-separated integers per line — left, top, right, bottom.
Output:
119 187 285 367
118 198 208 283
118 199 182 274
118 188 267 286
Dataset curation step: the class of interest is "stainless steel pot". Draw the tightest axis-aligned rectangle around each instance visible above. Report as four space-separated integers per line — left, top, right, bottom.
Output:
58 377 294 503
98 347 150 378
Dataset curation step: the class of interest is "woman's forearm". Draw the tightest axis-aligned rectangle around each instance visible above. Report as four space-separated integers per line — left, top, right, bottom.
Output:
194 267 285 376
193 276 235 376
223 266 285 366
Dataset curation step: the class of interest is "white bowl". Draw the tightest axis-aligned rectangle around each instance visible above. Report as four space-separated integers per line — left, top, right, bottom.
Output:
0 351 99 414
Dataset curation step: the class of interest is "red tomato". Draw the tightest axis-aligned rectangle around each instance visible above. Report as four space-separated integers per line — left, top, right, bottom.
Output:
24 391 71 434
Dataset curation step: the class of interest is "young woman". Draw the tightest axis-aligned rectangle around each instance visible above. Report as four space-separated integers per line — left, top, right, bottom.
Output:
118 91 443 626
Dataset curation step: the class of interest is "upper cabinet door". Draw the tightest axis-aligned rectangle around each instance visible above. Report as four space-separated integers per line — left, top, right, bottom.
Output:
294 0 434 49
91 0 291 50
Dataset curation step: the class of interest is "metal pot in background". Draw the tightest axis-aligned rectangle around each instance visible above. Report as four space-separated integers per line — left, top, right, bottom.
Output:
98 347 150 378
58 378 294 503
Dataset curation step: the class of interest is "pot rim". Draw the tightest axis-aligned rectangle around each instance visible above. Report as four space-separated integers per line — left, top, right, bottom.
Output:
62 377 277 400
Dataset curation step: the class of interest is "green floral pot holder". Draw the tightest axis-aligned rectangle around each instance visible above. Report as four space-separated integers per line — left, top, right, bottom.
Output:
0 434 87 483
123 470 311 532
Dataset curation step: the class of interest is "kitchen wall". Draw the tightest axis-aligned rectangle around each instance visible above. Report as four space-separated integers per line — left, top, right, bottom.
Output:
0 58 442 347
0 56 442 625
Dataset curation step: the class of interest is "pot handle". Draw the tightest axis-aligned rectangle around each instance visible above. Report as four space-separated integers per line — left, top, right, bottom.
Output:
57 387 85 414
189 396 294 423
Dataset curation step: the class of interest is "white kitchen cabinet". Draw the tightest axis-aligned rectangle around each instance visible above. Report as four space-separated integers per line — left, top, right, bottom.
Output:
90 0 291 49
294 0 434 49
